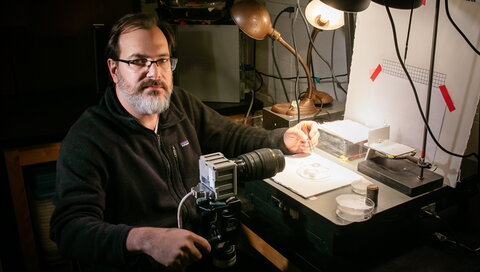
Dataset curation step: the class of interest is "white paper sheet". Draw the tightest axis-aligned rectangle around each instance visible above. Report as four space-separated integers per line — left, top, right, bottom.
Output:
270 152 366 198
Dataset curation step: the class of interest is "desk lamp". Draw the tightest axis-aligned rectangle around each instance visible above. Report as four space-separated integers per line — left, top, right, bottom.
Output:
231 0 318 116
304 0 345 106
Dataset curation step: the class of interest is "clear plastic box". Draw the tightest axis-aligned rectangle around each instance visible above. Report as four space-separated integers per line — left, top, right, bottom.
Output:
317 129 367 161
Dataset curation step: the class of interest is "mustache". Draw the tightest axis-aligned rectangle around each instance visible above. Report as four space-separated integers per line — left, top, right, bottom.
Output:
139 79 168 90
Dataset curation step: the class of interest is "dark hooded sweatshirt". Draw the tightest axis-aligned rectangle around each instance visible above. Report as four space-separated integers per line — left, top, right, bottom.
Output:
50 86 288 271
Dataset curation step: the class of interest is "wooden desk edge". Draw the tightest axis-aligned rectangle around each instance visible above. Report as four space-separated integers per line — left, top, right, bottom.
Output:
240 224 302 272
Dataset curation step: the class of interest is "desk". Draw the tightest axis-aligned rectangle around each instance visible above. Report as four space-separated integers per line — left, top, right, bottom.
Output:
239 148 449 271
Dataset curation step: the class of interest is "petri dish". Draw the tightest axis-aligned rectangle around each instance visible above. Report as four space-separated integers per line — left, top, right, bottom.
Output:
351 179 373 195
335 194 374 222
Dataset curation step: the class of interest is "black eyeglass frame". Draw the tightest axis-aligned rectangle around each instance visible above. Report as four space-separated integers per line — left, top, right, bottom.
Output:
115 57 178 71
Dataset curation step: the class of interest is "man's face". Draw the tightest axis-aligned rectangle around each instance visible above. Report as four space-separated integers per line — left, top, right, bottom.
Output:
108 26 174 116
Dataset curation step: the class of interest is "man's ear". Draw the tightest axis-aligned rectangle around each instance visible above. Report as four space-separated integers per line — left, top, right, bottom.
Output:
107 58 119 84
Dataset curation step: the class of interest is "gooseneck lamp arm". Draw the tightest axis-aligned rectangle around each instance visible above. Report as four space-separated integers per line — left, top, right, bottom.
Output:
269 29 314 100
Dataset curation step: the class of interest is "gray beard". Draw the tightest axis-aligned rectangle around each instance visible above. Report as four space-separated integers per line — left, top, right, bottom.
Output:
118 78 171 115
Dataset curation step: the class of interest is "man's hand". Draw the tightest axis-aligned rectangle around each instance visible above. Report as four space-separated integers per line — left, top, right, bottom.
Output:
283 121 319 154
126 227 211 270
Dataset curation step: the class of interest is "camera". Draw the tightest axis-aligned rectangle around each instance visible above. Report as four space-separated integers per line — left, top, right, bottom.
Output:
192 148 285 268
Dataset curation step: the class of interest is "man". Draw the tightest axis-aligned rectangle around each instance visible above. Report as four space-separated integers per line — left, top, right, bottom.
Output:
50 12 319 271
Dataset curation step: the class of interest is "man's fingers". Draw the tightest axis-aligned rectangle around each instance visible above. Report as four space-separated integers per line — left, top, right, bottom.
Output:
187 244 203 262
192 234 211 254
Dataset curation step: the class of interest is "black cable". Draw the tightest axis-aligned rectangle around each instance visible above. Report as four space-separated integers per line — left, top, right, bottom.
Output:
243 71 263 124
445 0 480 55
385 5 478 160
244 89 256 125
272 7 295 102
310 55 317 90
330 30 338 100
254 69 264 92
403 4 415 62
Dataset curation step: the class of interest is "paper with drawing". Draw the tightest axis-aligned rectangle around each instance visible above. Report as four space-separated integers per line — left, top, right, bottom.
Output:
270 152 365 198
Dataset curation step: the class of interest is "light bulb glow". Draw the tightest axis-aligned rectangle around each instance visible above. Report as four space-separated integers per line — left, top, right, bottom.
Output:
306 0 345 30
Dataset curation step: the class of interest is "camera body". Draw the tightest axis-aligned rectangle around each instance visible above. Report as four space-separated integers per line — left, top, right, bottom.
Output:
193 148 285 268
198 152 238 202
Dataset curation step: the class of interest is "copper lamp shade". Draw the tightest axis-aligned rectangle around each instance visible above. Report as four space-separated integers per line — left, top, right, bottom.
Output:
231 0 319 116
230 0 272 40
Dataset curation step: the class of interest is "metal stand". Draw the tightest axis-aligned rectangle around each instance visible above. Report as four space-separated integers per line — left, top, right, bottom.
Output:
358 155 443 196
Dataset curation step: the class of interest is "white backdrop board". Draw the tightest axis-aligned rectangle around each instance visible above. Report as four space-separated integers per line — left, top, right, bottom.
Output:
366 70 446 163
345 0 480 186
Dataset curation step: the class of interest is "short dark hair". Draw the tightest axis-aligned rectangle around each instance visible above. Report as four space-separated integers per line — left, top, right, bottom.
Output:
105 12 175 60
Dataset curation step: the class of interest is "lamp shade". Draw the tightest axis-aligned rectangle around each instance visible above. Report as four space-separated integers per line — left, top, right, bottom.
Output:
319 0 371 12
306 0 345 30
230 0 273 40
372 0 422 9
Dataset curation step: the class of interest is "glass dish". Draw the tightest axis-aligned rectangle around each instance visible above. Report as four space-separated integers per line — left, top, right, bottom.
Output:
351 179 373 195
336 194 374 222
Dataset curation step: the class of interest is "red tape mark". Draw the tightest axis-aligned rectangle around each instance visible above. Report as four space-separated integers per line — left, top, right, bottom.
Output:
370 64 382 82
422 0 427 5
439 85 455 112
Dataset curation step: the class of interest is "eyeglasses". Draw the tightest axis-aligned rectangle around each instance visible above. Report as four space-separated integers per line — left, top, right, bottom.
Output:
115 57 178 72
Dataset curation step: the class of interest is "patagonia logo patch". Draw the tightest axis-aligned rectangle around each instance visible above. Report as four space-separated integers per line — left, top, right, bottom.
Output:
180 140 189 147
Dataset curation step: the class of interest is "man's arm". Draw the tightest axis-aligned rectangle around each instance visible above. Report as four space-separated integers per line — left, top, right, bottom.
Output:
50 125 134 266
175 89 319 156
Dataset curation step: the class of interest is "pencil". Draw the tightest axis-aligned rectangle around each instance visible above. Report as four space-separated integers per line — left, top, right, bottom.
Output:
303 123 313 151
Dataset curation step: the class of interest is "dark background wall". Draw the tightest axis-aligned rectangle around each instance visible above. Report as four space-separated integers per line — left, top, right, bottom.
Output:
0 0 140 148
0 1 139 271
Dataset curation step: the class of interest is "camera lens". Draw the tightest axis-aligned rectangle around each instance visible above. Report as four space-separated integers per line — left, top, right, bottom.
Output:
234 148 285 181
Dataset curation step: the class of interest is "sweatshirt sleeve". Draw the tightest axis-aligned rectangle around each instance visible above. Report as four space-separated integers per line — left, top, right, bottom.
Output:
176 88 290 157
49 128 132 266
